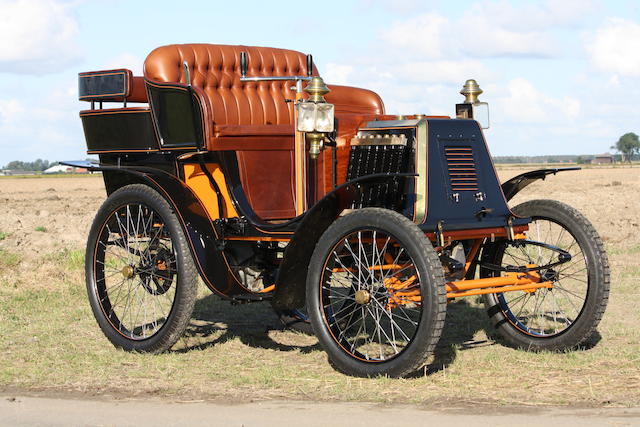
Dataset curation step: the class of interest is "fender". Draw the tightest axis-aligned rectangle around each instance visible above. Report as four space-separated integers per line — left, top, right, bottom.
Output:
61 160 245 299
501 167 580 202
272 173 416 310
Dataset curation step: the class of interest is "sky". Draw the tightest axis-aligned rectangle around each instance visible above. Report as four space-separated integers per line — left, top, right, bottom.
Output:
0 0 639 166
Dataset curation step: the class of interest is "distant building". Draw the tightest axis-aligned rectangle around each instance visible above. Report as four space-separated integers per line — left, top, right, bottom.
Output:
44 165 74 174
591 153 615 165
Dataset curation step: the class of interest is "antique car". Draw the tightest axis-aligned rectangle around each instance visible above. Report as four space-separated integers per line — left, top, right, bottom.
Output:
66 44 609 377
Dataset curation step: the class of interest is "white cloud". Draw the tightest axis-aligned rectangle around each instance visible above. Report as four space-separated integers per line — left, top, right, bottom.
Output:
103 53 144 76
494 77 581 124
0 0 82 74
324 63 354 85
587 17 640 77
382 13 451 59
396 60 492 84
379 0 596 60
467 0 595 32
0 98 25 123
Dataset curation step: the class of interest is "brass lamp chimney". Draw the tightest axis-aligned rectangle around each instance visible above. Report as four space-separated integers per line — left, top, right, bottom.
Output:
460 79 483 104
304 76 330 159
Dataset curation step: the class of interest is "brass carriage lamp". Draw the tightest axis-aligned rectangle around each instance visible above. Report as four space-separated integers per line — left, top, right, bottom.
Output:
297 76 335 159
456 79 490 129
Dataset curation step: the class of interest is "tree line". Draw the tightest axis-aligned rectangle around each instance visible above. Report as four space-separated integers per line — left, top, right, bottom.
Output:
1 159 57 171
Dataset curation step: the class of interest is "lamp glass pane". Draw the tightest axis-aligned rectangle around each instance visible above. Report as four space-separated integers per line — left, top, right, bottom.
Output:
472 102 490 129
296 103 316 132
315 103 335 132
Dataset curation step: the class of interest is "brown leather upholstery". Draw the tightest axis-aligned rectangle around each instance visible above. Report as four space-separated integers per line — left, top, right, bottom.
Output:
145 44 321 144
128 76 148 103
143 44 385 219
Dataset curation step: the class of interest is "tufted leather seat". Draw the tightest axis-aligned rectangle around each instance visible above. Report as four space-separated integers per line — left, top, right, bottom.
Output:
144 44 383 141
144 44 385 218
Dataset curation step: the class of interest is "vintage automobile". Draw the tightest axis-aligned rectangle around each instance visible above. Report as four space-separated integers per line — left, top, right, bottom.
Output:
66 44 609 377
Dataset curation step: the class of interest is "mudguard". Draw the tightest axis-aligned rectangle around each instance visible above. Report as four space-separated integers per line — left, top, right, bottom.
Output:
61 160 245 298
500 167 580 202
272 173 416 310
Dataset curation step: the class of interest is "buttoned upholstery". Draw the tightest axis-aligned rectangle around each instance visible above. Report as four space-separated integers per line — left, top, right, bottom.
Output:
144 44 384 135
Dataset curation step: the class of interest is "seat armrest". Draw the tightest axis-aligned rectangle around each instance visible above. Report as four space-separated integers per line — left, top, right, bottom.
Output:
79 69 148 103
145 79 212 148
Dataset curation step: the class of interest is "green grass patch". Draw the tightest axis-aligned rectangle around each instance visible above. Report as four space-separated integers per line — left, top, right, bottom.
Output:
0 250 21 268
0 231 9 241
35 226 47 232
45 248 85 271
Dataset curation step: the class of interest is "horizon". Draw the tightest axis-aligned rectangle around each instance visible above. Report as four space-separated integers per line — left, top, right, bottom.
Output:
1 0 639 165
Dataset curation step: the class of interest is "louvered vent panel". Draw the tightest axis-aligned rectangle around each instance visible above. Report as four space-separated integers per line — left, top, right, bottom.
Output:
445 146 478 191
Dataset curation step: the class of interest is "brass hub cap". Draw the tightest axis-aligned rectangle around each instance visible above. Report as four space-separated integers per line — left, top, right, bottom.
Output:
354 289 371 305
121 265 135 279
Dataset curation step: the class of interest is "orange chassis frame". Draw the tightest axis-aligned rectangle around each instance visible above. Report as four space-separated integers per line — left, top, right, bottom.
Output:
327 224 551 307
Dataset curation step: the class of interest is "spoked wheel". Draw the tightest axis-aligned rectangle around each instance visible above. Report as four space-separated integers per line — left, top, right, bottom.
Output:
482 199 610 351
307 208 446 377
86 184 197 352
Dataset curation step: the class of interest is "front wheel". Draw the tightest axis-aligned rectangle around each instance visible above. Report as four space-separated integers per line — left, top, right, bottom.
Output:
482 199 610 351
86 184 198 353
306 208 446 377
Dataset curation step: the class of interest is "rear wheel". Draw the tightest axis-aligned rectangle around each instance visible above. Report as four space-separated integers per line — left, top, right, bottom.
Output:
306 208 446 377
482 199 609 351
86 184 198 353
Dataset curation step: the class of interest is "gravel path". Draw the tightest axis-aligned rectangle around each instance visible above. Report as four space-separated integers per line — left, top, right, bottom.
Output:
2 395 639 427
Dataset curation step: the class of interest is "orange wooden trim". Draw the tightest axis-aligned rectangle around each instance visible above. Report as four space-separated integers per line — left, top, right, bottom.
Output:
87 149 158 154
224 236 291 242
79 70 130 76
80 108 150 116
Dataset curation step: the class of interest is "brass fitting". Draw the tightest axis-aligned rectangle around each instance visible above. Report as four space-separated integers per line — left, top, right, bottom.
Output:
460 79 483 104
306 131 324 159
304 76 330 102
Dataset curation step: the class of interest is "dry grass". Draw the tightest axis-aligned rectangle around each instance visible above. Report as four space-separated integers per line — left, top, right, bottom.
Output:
0 171 638 407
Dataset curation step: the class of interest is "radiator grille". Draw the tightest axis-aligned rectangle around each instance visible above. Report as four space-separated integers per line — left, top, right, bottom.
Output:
445 146 478 191
346 137 411 209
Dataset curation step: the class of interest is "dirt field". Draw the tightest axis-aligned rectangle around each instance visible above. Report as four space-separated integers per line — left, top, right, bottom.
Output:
0 167 638 407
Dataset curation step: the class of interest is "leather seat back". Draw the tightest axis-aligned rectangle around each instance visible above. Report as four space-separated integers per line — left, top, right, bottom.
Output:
144 44 318 126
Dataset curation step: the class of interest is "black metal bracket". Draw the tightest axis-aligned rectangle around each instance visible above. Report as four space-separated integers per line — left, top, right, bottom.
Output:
481 239 572 273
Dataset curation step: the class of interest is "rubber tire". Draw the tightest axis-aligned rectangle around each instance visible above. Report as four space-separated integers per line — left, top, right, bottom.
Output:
306 208 447 377
86 184 198 353
482 199 610 351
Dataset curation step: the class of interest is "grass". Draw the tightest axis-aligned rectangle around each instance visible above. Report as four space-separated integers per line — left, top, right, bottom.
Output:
0 231 8 241
0 250 21 269
35 226 47 232
43 248 85 271
0 241 638 407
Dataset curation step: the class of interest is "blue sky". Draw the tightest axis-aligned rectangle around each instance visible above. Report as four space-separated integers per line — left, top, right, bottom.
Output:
1 0 639 166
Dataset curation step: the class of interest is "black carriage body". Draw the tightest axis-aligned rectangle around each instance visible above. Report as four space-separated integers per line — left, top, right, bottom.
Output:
347 118 528 232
